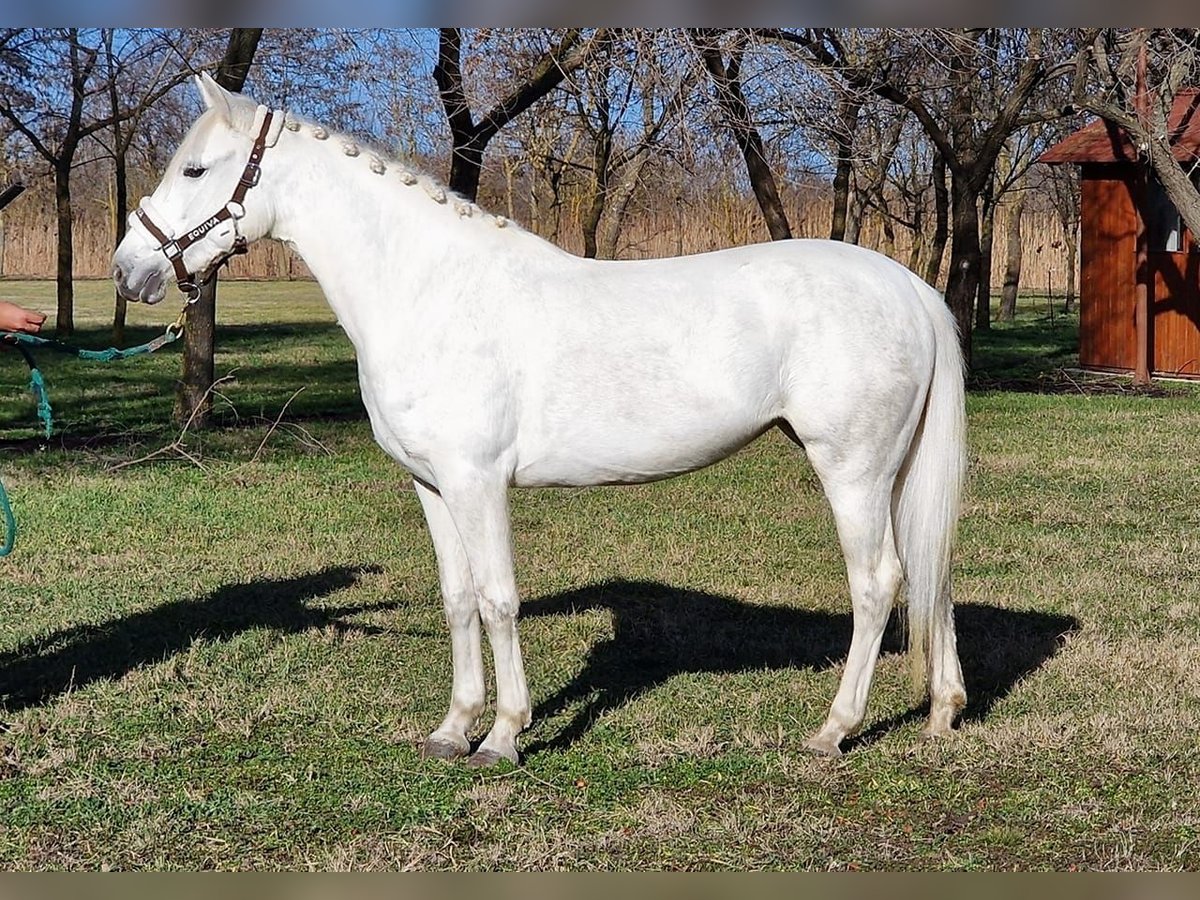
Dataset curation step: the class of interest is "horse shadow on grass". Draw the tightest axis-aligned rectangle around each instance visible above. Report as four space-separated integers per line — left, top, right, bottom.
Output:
0 565 388 714
519 579 1079 754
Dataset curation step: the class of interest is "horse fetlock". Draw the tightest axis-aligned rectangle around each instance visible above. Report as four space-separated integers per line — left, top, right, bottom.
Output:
924 690 966 737
448 698 485 729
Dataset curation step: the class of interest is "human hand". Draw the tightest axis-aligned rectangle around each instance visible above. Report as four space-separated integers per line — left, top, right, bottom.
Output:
0 301 47 334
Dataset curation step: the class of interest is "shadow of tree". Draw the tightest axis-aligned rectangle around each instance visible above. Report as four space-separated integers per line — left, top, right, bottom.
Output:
519 579 1079 754
0 565 386 713
0 321 366 448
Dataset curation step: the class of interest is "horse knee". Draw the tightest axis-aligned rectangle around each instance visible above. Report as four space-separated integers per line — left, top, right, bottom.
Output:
477 589 518 630
442 589 477 627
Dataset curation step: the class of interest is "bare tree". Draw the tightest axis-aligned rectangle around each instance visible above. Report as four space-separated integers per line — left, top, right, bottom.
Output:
776 28 1073 364
847 102 905 247
1036 160 1081 312
692 29 792 241
780 30 895 243
433 28 606 202
569 30 694 258
981 129 1051 325
1000 190 1028 321
0 28 202 336
505 101 584 243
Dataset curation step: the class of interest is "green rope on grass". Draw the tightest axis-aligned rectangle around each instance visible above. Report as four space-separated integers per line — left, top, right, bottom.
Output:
0 468 15 557
2 321 184 362
0 319 185 557
29 365 51 440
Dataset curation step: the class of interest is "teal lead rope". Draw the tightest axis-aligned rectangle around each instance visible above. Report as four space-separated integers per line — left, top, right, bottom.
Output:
11 344 53 440
0 316 186 556
0 464 14 557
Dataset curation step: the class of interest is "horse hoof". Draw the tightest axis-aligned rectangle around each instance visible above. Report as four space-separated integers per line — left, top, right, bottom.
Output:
422 738 468 761
466 748 517 769
920 725 955 742
803 736 844 758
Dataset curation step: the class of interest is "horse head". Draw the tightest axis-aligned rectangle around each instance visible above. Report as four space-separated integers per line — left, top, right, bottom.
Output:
113 72 281 305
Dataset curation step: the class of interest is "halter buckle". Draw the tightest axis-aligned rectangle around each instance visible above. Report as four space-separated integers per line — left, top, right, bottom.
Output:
162 239 183 260
239 163 261 188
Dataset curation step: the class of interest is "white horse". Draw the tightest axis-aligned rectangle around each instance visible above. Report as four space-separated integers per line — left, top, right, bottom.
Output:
113 74 967 766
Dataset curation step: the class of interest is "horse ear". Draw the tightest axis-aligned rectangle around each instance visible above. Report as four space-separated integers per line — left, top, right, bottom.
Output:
195 72 232 123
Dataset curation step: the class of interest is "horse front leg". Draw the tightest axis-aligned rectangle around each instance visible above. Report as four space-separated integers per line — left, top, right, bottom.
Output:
435 469 530 767
414 479 485 760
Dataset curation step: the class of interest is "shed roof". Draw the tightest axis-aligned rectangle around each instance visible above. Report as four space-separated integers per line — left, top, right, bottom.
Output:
1040 88 1200 164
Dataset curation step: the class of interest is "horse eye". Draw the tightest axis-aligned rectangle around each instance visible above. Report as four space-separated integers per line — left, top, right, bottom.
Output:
183 165 206 178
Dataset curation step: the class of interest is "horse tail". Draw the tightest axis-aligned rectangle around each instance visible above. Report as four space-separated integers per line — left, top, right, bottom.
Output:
893 277 967 698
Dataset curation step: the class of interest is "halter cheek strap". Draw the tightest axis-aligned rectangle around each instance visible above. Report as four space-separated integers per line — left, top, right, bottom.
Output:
134 107 278 300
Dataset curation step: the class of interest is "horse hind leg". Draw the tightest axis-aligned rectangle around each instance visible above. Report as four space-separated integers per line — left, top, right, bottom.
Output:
923 590 966 738
802 471 903 757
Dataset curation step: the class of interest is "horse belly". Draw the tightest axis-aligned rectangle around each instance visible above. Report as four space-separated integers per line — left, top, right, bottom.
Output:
513 390 775 488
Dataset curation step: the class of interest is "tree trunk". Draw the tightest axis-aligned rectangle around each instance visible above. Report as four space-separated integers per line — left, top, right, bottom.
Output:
447 140 485 202
944 173 981 366
112 147 128 344
501 155 517 220
907 204 925 272
581 129 611 259
54 160 74 337
844 189 863 244
923 151 949 287
829 96 860 241
878 190 896 257
106 29 129 344
697 37 791 241
175 27 263 429
1000 194 1027 321
830 155 853 241
976 176 996 331
435 28 595 205
1063 220 1078 313
596 151 650 259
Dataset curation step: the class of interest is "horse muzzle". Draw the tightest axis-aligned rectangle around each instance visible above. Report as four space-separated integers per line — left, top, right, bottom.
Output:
112 249 169 306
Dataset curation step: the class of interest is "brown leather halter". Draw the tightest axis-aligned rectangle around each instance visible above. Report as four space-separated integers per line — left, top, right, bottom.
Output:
134 110 276 301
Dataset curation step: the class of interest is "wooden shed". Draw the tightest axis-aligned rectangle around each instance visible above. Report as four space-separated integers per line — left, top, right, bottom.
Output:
1040 89 1200 380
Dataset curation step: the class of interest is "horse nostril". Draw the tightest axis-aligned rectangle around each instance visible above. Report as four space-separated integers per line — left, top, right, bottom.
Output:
113 266 124 284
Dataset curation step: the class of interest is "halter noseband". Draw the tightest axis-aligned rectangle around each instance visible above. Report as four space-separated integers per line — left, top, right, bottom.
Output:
134 108 277 302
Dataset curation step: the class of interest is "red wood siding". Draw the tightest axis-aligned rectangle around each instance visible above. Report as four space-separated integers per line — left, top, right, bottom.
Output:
1080 165 1137 371
1151 250 1200 375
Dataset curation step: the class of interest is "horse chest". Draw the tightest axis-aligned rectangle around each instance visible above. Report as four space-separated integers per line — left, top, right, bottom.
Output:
353 374 437 480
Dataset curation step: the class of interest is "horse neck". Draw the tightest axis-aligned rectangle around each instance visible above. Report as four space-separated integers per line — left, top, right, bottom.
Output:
262 131 468 350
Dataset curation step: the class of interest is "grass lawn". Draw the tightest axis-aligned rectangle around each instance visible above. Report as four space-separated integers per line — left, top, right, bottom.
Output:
0 280 1198 870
